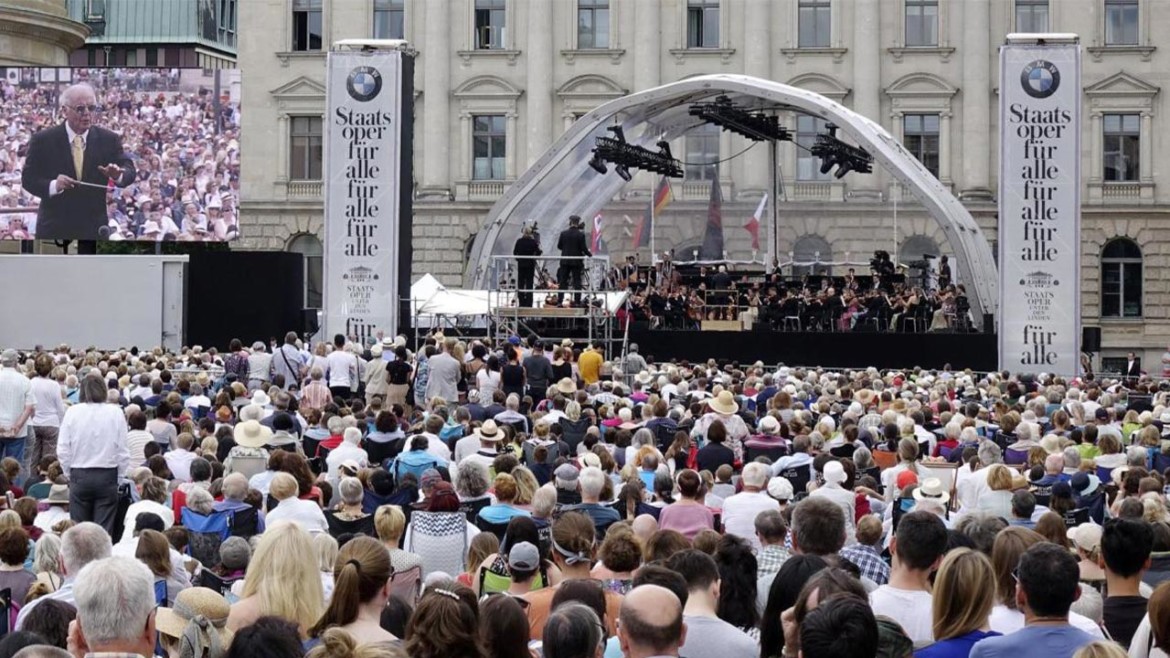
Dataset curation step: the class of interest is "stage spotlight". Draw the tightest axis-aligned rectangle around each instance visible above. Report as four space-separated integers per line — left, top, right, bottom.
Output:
615 164 633 181
589 154 608 175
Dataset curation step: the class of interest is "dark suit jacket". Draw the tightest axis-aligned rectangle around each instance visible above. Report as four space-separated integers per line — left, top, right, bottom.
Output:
1127 359 1142 378
557 227 590 262
21 124 136 240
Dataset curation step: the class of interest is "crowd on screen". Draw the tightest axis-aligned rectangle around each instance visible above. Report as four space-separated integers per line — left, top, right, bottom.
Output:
0 67 240 241
1 334 1170 658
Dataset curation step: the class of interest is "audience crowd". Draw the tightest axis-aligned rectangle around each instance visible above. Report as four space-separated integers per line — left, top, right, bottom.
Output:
0 333 1167 658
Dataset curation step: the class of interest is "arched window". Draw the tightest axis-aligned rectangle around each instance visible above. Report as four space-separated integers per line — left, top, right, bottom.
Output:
897 235 940 267
1102 238 1142 318
287 233 323 309
793 235 832 276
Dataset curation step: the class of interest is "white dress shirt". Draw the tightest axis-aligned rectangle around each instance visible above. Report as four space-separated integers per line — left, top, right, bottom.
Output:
266 497 328 534
720 490 780 552
57 402 129 476
0 368 34 437
164 448 197 482
118 499 175 543
48 124 87 197
29 377 65 427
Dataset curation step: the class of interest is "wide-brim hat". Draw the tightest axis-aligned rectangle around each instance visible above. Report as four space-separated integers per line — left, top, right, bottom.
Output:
709 390 738 415
891 399 908 414
476 419 503 442
854 389 876 406
46 484 69 505
912 477 950 506
1071 471 1101 497
233 420 273 448
251 390 271 407
555 378 577 395
156 587 233 643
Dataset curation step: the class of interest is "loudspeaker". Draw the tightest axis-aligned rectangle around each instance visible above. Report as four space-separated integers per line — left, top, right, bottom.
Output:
1083 326 1102 353
302 309 320 336
983 314 994 333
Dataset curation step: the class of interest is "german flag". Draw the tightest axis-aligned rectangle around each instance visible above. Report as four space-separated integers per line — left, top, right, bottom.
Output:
632 176 673 249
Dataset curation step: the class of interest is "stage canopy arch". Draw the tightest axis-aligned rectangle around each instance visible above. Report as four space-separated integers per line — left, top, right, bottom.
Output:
465 73 999 321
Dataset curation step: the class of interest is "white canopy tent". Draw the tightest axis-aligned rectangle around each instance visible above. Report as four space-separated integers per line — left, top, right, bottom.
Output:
409 273 629 328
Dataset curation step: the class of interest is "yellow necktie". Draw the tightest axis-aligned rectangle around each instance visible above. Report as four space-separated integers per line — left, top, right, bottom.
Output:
72 134 84 179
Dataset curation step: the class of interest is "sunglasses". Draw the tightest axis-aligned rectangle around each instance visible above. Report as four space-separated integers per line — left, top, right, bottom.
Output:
69 105 100 114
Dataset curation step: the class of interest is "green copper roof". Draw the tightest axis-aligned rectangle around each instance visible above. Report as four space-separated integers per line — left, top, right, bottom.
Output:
67 0 236 53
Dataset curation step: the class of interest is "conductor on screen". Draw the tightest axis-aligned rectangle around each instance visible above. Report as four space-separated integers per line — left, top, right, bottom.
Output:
20 83 136 241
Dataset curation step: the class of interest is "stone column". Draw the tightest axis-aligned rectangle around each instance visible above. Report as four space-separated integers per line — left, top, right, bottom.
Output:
851 0 883 197
960 0 992 200
939 111 953 185
276 115 289 182
526 0 554 169
633 0 661 92
740 0 771 196
420 0 451 197
1141 112 1153 183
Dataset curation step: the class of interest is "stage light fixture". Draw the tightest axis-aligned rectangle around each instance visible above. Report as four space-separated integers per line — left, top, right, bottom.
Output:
589 123 684 179
688 95 792 143
588 153 608 175
810 123 873 179
615 164 633 181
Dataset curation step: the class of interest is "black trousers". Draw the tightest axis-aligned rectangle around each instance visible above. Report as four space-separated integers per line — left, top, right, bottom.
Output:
69 467 120 537
560 264 584 302
517 265 535 307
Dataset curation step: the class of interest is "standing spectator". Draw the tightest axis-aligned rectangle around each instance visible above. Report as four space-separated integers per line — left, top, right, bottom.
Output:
300 368 333 415
56 375 128 535
272 332 305 390
26 354 63 473
68 556 157 658
521 342 554 403
720 463 779 552
869 510 948 644
970 543 1096 658
0 350 34 472
1101 518 1155 648
425 339 462 405
325 335 358 401
247 342 273 392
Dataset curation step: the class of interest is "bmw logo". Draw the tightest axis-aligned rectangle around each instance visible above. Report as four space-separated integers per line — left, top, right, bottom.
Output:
1020 60 1060 99
346 66 382 102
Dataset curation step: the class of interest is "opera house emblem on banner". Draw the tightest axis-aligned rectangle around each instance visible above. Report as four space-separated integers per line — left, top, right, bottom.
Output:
343 266 379 282
1021 271 1059 288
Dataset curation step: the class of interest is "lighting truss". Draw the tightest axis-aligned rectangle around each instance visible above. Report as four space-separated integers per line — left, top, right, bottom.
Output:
810 123 874 179
590 125 684 180
688 95 792 142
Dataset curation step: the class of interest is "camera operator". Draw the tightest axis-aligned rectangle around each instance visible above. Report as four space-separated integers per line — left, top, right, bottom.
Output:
513 223 542 307
557 214 590 303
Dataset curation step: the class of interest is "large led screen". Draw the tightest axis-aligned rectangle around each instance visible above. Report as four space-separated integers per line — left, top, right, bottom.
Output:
0 67 240 241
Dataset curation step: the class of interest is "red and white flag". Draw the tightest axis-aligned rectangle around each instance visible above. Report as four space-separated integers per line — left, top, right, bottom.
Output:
744 194 767 251
591 212 606 253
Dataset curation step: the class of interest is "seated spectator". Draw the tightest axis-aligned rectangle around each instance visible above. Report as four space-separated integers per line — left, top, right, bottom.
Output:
227 521 324 637
657 470 714 541
615 584 686 658
478 473 532 526
667 549 756 657
916 547 1002 658
70 556 157 658
565 467 620 536
266 473 327 534
868 510 948 644
1101 518 1154 648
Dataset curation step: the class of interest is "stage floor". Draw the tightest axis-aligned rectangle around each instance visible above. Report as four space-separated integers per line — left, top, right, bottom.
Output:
625 326 998 371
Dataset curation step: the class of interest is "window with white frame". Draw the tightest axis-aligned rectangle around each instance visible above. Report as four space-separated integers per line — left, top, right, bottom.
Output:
288 234 323 309
687 0 720 49
903 114 940 178
796 115 831 181
1015 0 1049 33
685 123 720 181
1101 237 1142 317
904 0 938 47
1103 113 1140 181
475 0 506 50
291 0 322 51
1105 0 1139 45
577 0 610 49
373 0 404 40
289 116 323 180
473 114 507 180
798 0 831 48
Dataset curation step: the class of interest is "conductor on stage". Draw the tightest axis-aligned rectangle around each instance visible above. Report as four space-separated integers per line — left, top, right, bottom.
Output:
513 223 542 307
21 83 136 241
557 214 591 303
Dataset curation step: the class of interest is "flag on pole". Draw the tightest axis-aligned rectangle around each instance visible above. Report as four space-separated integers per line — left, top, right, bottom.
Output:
591 212 606 253
699 176 724 261
744 194 767 251
633 177 674 249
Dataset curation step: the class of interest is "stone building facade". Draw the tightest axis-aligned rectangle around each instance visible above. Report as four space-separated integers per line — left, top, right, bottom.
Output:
0 0 88 66
238 0 1170 371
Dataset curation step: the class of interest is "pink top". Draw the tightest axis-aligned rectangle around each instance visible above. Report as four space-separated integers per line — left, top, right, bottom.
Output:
657 501 715 540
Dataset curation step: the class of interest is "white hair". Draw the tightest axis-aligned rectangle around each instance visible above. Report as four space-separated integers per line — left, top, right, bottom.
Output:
326 416 346 434
944 421 962 440
222 473 249 500
73 556 155 646
741 462 770 488
578 466 606 499
343 426 363 445
61 522 112 576
339 477 364 505
59 83 97 108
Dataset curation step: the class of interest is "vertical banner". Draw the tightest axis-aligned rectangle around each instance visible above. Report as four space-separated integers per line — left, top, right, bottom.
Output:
998 39 1081 375
323 49 411 345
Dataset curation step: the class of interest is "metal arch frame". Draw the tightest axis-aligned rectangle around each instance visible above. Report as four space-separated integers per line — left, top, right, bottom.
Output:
465 74 998 321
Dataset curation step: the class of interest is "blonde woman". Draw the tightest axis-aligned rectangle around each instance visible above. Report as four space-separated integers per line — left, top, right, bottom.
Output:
511 466 539 508
314 533 340 603
975 465 1014 519
880 437 920 501
918 548 1001 658
227 521 325 637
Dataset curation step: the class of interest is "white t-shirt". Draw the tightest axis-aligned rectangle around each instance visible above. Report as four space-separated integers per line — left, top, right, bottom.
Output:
325 350 358 389
720 491 780 552
869 585 934 643
988 604 1106 639
266 497 328 534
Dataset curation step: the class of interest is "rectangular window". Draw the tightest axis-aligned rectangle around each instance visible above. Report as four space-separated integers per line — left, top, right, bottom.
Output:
903 113 940 178
475 0 506 49
289 116 323 180
145 48 158 66
292 0 323 51
1105 0 1139 45
798 0 831 48
904 0 939 47
373 0 404 40
796 115 831 181
577 0 610 49
126 49 138 67
1103 113 1140 181
1015 0 1049 33
685 123 720 181
687 0 720 49
1102 261 1142 317
473 114 506 180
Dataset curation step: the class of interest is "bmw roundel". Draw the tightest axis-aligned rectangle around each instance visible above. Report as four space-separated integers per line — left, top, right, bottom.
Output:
346 66 382 102
1020 60 1060 99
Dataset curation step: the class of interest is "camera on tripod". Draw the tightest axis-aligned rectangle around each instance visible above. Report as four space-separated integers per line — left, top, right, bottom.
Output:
870 250 894 276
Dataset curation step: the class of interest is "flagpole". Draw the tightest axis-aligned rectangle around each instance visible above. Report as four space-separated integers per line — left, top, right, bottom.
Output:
770 140 779 269
649 177 656 266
